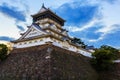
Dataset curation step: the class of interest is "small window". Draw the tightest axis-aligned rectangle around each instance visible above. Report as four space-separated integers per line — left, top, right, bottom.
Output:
29 41 32 43
19 43 22 45
34 40 37 43
40 39 43 41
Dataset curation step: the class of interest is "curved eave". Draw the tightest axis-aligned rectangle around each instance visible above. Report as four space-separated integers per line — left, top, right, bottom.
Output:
31 10 66 22
43 27 71 40
11 34 50 43
11 34 63 43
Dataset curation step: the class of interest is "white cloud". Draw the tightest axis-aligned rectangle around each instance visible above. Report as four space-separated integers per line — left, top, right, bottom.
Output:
88 33 106 42
0 0 120 48
94 1 120 37
96 25 120 34
0 13 20 39
0 0 32 38
68 0 120 43
67 19 99 32
88 24 120 42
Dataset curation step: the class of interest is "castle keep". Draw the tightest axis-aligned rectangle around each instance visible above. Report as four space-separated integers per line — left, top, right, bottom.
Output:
0 5 99 80
12 5 91 57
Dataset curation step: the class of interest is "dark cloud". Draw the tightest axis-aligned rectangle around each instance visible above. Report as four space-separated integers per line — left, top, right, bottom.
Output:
0 36 15 41
0 3 26 22
16 25 25 31
112 24 120 27
56 2 100 26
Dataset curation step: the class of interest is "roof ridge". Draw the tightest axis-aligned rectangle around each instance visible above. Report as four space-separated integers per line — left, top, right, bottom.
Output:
38 4 48 13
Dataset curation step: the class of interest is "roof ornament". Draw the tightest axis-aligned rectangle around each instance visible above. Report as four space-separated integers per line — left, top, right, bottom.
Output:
42 3 44 7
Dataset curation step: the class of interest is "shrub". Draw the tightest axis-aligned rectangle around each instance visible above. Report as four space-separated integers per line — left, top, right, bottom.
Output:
0 44 8 61
91 45 119 71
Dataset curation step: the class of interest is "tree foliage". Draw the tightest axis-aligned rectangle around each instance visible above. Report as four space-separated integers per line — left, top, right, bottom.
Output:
71 37 87 48
91 45 119 71
100 45 119 59
0 44 8 61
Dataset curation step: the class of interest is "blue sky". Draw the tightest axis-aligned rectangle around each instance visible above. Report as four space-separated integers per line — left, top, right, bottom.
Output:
0 0 120 48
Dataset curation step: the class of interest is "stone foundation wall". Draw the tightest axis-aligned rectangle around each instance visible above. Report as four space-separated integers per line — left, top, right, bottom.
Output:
0 44 98 80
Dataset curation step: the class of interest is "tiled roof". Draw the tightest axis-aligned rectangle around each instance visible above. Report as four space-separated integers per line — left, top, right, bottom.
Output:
32 23 41 30
38 4 48 13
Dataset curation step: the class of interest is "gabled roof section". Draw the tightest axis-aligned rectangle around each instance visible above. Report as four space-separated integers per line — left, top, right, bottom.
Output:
32 23 41 30
15 23 47 41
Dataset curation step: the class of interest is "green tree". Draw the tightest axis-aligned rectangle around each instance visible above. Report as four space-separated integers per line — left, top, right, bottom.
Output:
71 37 87 48
91 45 119 71
100 45 119 59
0 44 8 61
